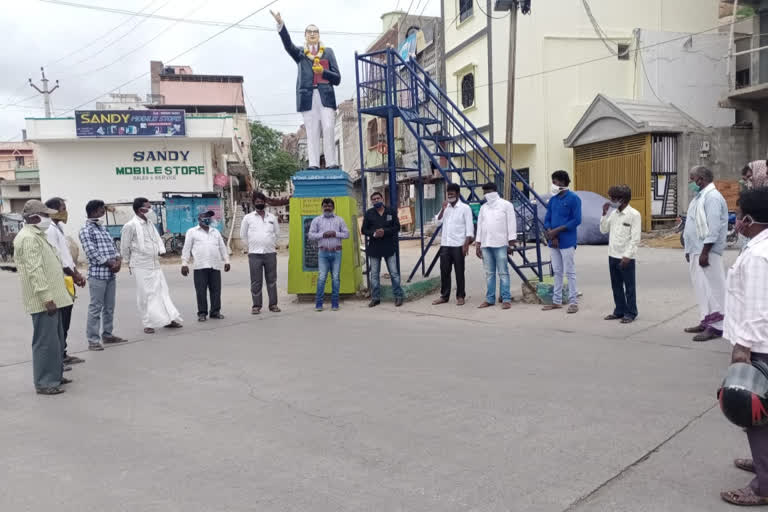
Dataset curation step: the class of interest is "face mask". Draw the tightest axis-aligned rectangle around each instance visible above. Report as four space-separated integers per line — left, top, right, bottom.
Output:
201 217 212 226
254 203 266 211
735 215 768 236
448 197 458 204
688 182 701 194
323 211 334 217
34 216 52 230
551 184 567 195
484 192 499 202
90 217 104 226
138 208 151 217
52 211 68 224
373 201 384 209
609 201 621 209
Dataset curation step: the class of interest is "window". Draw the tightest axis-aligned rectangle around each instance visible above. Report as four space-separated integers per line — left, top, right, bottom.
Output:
15 156 24 166
617 43 630 61
18 185 30 192
460 72 475 110
459 0 473 22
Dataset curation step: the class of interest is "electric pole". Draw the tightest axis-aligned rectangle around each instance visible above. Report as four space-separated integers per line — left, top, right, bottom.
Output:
29 67 59 118
494 0 531 199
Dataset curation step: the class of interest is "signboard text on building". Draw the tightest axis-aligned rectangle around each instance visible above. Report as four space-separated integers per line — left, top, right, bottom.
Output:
116 149 205 181
75 110 186 137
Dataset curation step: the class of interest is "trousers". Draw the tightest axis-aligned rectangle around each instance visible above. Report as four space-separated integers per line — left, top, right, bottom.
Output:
551 247 578 305
316 251 342 308
31 310 64 390
481 247 511 304
748 352 768 496
194 268 222 316
609 257 637 319
688 252 726 330
369 253 404 301
440 246 466 299
87 277 116 346
302 89 337 168
249 253 278 308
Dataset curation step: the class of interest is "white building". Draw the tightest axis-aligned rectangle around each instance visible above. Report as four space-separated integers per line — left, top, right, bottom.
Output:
25 114 238 246
441 0 728 192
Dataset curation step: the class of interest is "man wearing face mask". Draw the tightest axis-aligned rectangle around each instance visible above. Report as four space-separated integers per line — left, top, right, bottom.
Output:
683 166 729 342
433 183 474 306
719 187 768 507
307 198 349 311
79 199 125 351
14 200 74 395
181 211 231 322
475 182 517 310
543 170 582 314
121 197 183 334
45 197 86 365
241 191 281 314
599 185 642 324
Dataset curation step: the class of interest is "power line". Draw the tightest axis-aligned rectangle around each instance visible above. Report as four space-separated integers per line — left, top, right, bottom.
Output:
40 0 382 37
56 0 281 117
417 0 434 18
638 49 663 102
581 0 629 57
45 0 159 69
76 0 210 77
476 0 510 20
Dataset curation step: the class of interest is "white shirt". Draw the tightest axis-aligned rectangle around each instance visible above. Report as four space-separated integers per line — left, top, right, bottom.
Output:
435 201 474 247
120 217 161 270
599 205 642 259
181 226 230 270
475 197 517 248
47 222 75 270
240 211 279 254
724 229 768 353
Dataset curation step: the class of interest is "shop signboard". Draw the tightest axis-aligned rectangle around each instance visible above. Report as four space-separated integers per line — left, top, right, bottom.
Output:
75 109 186 137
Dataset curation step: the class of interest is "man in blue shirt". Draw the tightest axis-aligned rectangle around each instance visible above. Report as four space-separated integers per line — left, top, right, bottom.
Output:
543 170 582 314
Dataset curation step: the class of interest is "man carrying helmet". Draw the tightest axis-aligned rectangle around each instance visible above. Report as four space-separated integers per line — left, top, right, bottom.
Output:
720 186 768 506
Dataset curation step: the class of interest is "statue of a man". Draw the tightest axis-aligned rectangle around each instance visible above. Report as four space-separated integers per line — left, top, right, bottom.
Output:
271 10 341 170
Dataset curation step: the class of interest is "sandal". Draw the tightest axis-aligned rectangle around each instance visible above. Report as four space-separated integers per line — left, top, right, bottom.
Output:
36 387 65 395
542 305 562 311
567 304 579 314
721 486 768 506
164 321 183 329
604 314 622 320
269 306 281 313
144 328 155 334
251 307 261 315
735 458 756 473
477 302 493 309
501 302 512 310
432 297 449 305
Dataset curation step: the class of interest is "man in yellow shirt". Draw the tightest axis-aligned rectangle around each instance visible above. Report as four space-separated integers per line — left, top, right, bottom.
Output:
14 200 74 395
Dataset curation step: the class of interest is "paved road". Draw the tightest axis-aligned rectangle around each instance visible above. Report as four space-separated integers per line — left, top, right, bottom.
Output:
0 244 749 511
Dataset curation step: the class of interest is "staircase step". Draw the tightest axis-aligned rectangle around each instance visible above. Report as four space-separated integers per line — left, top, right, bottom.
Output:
423 134 455 143
439 167 479 173
409 117 441 126
434 151 464 158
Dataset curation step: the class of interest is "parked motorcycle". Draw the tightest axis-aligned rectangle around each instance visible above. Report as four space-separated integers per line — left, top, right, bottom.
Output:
677 212 739 249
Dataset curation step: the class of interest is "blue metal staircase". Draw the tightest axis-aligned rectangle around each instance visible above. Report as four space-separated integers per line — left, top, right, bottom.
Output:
354 48 550 288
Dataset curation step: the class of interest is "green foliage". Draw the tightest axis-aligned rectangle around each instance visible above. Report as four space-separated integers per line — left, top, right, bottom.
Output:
737 6 755 18
249 121 300 194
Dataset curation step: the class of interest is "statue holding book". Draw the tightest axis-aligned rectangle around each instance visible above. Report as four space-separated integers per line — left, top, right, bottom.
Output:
271 10 341 170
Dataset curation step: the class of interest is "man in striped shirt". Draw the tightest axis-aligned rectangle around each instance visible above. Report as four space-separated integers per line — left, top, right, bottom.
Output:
14 200 73 395
307 198 349 311
721 187 768 506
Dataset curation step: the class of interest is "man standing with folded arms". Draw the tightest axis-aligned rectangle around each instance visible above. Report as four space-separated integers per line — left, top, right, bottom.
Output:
14 200 73 395
79 200 126 351
307 198 349 311
433 183 474 306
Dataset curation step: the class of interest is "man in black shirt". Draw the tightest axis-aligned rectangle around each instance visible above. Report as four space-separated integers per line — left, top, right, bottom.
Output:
361 191 405 307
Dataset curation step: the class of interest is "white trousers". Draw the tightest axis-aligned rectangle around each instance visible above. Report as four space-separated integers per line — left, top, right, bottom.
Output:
302 89 337 168
688 252 726 330
134 267 182 328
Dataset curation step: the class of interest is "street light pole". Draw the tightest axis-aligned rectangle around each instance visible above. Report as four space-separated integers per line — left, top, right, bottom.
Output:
29 67 59 118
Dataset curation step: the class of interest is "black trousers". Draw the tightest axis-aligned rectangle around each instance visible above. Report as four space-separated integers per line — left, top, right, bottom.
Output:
440 246 466 299
749 352 768 496
249 253 278 308
609 257 637 319
193 268 222 316
60 304 72 358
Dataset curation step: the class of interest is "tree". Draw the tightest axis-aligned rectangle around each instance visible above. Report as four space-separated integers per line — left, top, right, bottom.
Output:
249 120 300 195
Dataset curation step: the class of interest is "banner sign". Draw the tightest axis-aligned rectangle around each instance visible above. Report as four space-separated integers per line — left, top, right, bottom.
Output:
75 109 186 137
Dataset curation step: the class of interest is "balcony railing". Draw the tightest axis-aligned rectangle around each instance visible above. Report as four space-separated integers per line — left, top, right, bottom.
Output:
0 160 38 172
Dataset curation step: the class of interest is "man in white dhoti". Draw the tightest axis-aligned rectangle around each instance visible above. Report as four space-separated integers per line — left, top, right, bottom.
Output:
683 166 729 342
120 197 183 334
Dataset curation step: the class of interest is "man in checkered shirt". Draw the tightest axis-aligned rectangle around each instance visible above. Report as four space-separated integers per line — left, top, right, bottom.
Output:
78 199 126 351
721 187 768 506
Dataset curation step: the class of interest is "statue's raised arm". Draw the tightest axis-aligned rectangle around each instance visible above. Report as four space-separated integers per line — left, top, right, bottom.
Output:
271 11 341 170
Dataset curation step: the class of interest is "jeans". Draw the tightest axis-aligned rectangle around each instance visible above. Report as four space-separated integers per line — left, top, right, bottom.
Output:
440 246 466 299
369 253 404 301
31 310 64 390
481 247 511 304
249 253 278 308
87 276 116 345
193 268 222 316
316 251 342 308
609 257 637 319
551 247 578 305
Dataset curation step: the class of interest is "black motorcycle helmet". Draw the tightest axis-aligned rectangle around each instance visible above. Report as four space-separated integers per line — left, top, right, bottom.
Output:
719 361 768 428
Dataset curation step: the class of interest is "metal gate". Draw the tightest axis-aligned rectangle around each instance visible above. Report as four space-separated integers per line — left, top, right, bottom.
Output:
651 134 678 218
573 134 651 231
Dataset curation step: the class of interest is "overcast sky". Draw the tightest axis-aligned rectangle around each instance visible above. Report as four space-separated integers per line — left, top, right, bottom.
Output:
0 0 441 141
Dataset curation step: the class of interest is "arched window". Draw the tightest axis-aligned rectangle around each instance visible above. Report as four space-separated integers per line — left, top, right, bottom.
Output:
461 72 475 110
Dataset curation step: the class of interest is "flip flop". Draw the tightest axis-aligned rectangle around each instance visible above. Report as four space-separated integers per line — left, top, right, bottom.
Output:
721 486 768 506
604 314 622 320
477 302 493 309
735 458 756 473
542 305 562 311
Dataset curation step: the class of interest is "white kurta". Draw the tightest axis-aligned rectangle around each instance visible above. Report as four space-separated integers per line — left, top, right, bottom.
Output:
121 217 182 328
